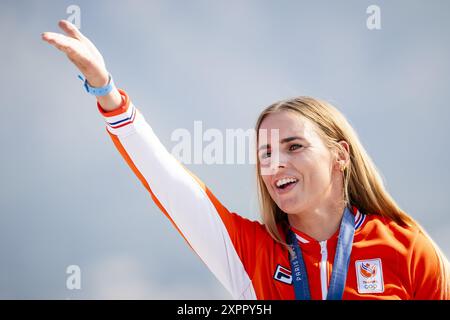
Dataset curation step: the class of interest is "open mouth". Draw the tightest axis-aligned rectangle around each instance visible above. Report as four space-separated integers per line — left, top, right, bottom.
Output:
275 177 299 190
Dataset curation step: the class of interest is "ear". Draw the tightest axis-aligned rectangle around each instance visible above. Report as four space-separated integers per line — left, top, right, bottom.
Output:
334 140 350 171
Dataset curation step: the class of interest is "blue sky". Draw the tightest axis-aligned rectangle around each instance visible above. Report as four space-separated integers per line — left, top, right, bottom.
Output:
1 0 449 299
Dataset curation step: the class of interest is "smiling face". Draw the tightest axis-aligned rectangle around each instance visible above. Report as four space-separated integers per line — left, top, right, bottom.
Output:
258 110 343 216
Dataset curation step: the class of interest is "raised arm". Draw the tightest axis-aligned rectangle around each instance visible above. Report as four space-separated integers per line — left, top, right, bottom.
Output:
42 21 266 299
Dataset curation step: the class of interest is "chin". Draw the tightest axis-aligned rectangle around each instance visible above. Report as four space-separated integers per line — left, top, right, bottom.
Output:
276 201 303 215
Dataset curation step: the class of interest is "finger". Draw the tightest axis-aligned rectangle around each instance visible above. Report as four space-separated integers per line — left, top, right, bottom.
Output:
41 31 59 42
42 32 70 45
58 20 83 40
42 32 78 54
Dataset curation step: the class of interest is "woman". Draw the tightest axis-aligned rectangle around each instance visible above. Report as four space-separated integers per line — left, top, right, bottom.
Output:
42 20 450 300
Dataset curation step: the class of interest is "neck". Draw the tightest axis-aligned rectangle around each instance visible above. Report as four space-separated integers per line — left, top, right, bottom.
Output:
288 203 346 242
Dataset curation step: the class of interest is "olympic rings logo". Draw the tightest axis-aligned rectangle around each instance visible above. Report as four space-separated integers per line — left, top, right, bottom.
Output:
364 283 378 290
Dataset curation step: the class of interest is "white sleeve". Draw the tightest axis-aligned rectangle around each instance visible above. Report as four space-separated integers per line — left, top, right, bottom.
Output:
97 90 258 299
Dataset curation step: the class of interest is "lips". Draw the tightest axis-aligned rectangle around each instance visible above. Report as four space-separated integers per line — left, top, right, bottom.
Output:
275 180 298 194
273 176 299 194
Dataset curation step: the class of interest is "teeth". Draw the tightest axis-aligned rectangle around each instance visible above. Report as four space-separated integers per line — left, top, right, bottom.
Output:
276 177 298 188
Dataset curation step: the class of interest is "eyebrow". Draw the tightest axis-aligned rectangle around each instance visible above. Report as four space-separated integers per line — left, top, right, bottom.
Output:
258 136 306 151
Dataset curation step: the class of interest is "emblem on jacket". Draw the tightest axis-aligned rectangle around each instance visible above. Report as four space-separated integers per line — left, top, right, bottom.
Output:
355 258 384 293
273 264 292 285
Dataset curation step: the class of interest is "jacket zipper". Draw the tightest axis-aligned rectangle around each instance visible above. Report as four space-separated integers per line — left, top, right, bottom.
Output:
319 240 328 300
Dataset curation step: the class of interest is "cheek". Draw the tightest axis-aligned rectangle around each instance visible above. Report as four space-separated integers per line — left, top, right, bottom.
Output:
293 152 332 184
308 156 333 186
261 175 272 192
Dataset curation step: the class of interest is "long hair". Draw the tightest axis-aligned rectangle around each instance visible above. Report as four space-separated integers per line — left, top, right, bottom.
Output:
255 96 450 299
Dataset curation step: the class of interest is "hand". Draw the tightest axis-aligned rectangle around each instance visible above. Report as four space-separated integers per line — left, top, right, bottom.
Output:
42 20 123 111
42 20 109 87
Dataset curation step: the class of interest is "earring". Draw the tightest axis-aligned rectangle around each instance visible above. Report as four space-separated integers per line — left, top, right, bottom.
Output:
340 164 346 172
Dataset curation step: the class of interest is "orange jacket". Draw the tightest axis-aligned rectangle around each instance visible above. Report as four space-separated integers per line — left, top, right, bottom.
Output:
98 89 446 300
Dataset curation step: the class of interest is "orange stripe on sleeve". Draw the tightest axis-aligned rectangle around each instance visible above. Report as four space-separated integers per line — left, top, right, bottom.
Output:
107 130 194 251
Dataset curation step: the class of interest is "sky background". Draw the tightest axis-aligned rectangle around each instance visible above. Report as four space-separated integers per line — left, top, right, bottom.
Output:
1 0 449 299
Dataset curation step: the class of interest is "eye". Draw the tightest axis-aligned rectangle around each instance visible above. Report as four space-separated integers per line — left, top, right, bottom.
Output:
260 151 271 159
289 144 303 151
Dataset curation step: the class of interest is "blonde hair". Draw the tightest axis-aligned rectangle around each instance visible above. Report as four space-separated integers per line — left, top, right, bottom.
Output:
255 96 450 299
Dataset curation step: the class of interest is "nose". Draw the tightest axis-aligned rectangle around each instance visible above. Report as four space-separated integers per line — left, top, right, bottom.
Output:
271 149 289 167
262 152 288 176
271 161 286 174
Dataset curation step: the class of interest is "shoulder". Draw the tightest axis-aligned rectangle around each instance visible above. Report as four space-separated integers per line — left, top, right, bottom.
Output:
356 212 446 298
354 212 438 276
356 212 440 261
355 212 422 252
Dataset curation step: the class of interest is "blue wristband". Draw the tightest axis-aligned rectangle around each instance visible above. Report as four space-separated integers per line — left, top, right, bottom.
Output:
78 74 114 96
